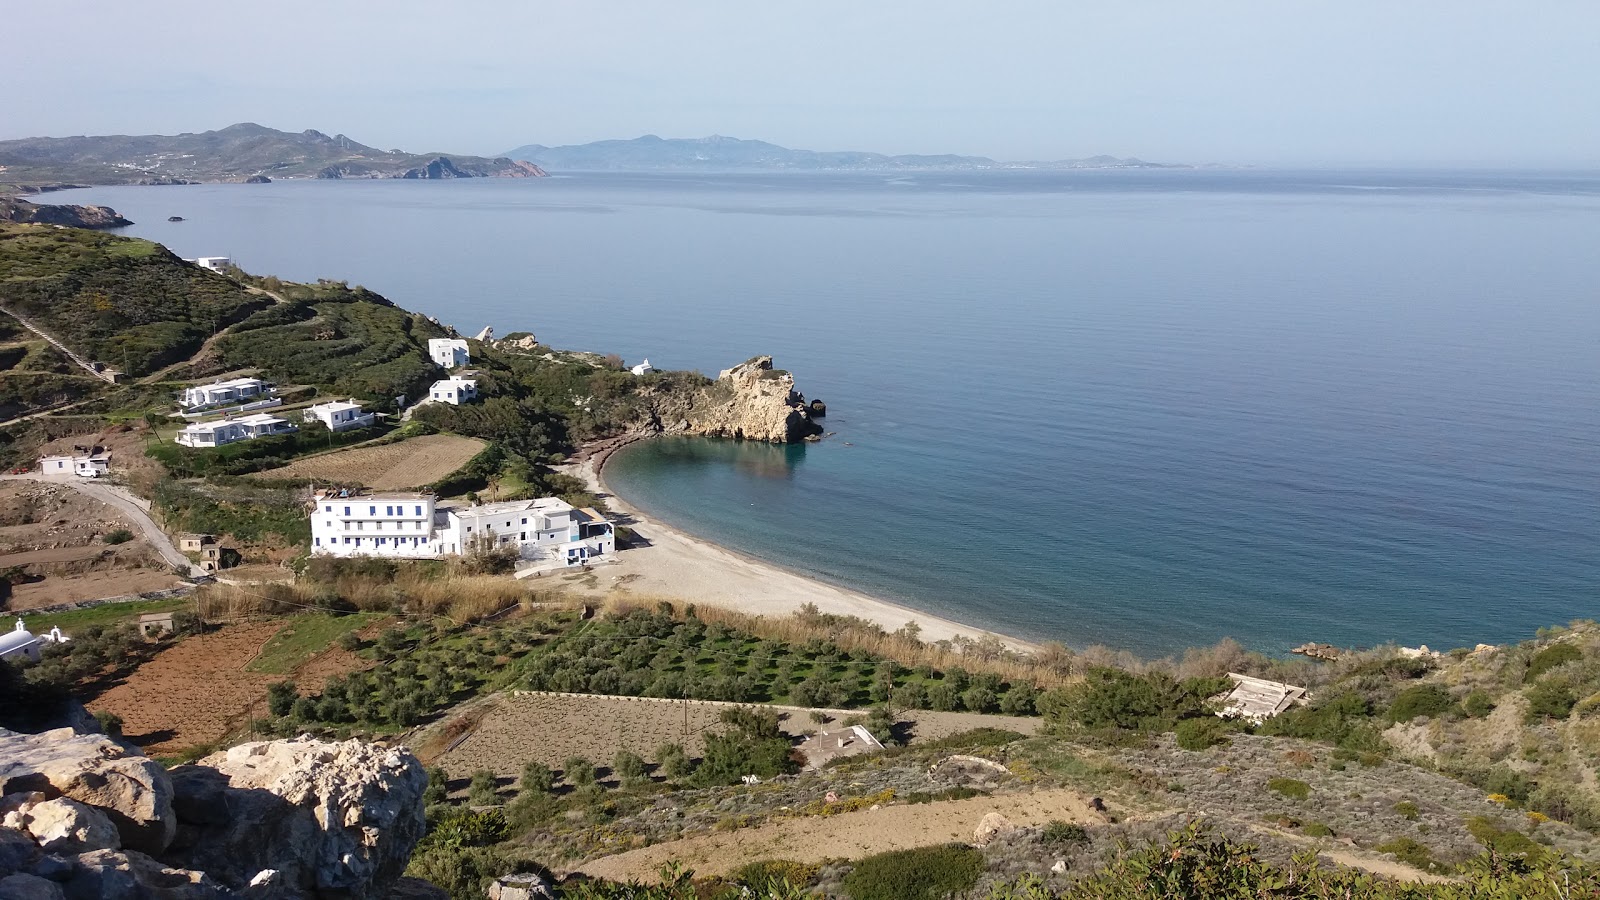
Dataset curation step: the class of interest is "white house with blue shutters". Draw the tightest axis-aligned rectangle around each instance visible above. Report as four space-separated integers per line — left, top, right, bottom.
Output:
308 491 613 565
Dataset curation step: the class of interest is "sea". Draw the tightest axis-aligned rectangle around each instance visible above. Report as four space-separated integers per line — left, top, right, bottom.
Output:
51 170 1600 657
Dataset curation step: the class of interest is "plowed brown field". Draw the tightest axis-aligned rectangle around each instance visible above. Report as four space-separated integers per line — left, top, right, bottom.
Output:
255 434 486 489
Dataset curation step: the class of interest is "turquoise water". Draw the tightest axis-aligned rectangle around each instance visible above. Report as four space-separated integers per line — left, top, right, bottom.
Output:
54 171 1600 655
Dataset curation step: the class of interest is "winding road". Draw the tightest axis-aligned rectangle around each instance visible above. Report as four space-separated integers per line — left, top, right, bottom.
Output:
0 473 209 578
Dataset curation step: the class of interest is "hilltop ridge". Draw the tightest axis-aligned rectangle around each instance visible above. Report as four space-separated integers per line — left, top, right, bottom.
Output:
0 123 547 189
503 133 1174 172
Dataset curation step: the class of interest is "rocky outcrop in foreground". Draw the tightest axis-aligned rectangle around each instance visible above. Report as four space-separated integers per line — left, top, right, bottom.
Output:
0 728 427 899
639 356 823 443
0 198 132 229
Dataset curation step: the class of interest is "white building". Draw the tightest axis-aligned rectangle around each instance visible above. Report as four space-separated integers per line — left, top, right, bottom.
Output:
0 618 69 664
303 399 375 433
179 377 272 411
37 451 111 478
175 413 298 448
428 375 478 405
630 358 655 376
193 257 232 272
428 338 470 369
309 492 614 566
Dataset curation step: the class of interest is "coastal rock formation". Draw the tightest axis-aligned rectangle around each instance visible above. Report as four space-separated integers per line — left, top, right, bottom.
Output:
167 738 428 896
0 727 427 899
0 198 132 229
634 356 822 443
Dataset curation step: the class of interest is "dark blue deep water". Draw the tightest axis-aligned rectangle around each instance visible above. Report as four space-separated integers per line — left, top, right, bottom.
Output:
55 171 1600 655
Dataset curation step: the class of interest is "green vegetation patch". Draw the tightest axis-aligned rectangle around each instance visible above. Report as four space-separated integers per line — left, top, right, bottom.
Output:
841 844 985 900
246 612 385 674
1267 777 1310 800
19 597 189 633
0 224 268 375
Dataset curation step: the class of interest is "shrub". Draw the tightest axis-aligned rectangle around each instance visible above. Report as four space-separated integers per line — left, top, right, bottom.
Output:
1174 717 1231 751
613 750 647 782
467 770 500 807
1387 684 1455 722
656 743 693 780
1525 643 1583 681
1462 690 1496 718
563 756 596 786
1374 837 1447 874
519 761 553 795
1466 816 1548 866
1041 820 1089 847
93 710 123 736
1394 800 1420 821
267 680 297 718
1267 777 1310 800
421 807 508 850
733 860 821 892
1303 821 1334 837
693 708 799 787
103 528 134 545
1524 681 1577 722
841 844 985 900
423 765 450 806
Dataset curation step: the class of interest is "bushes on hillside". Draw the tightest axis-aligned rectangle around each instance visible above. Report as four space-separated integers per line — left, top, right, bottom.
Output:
841 844 985 900
1388 684 1457 722
1036 668 1227 733
693 708 798 787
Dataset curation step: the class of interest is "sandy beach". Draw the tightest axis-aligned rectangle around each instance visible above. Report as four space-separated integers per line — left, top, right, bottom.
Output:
555 438 1035 651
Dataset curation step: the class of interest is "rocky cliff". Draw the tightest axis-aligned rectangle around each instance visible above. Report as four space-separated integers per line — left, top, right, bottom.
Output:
0 727 427 899
635 355 822 443
0 198 131 229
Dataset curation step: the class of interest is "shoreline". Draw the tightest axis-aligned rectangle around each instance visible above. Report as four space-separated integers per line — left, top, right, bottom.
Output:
558 435 1038 652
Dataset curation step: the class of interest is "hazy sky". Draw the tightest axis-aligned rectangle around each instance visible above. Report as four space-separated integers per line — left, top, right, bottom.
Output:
9 1 1598 166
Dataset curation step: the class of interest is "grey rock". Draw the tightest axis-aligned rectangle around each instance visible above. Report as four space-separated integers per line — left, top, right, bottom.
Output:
487 872 555 900
17 799 119 855
0 728 175 854
0 873 66 900
0 827 41 876
61 849 219 900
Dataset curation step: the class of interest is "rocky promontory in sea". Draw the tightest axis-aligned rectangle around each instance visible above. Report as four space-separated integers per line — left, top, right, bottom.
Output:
630 354 824 443
0 725 427 899
0 197 131 229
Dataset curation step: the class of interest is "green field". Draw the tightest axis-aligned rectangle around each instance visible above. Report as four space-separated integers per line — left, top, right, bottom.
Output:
246 612 387 674
18 597 190 633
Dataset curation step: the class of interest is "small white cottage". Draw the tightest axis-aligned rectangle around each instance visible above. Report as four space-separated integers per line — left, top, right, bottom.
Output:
428 375 478 405
630 358 655 376
38 451 111 478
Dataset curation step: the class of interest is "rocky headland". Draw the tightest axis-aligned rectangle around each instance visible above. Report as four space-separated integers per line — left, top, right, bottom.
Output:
0 726 427 899
634 355 823 443
0 198 131 229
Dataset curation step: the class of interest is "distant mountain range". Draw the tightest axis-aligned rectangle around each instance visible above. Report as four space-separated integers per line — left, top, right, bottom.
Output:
503 134 1175 172
0 123 545 188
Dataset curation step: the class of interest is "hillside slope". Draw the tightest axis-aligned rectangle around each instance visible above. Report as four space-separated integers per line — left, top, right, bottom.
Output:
0 122 547 186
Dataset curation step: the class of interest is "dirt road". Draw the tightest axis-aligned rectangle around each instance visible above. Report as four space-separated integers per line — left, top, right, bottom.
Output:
0 474 205 578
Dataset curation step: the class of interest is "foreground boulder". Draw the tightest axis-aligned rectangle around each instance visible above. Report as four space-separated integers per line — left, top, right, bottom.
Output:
0 727 175 854
0 728 427 900
165 737 427 898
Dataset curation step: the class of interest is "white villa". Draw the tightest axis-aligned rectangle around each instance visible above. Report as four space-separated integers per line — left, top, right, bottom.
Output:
428 375 478 405
0 618 69 664
179 377 273 411
175 413 298 448
428 338 470 369
303 399 375 432
630 358 655 376
309 492 614 567
38 450 111 478
192 257 232 272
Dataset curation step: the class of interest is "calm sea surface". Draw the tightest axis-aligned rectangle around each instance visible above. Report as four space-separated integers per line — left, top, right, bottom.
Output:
54 171 1600 655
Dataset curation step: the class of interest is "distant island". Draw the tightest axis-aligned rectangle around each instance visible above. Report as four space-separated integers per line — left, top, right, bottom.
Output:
0 122 546 191
503 133 1180 172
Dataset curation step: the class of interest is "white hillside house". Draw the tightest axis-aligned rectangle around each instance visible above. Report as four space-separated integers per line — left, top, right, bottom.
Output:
429 338 470 369
38 450 111 478
175 413 298 448
429 375 478 405
179 377 273 411
309 492 614 567
630 358 655 376
303 399 375 432
0 618 69 664
192 257 232 272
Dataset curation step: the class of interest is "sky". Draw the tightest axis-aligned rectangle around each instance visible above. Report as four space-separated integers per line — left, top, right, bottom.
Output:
8 1 1599 167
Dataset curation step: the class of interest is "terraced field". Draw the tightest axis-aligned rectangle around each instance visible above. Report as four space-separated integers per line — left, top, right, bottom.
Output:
255 433 485 489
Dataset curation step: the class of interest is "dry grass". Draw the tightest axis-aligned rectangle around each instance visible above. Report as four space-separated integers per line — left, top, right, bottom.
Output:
195 570 552 625
254 433 486 489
